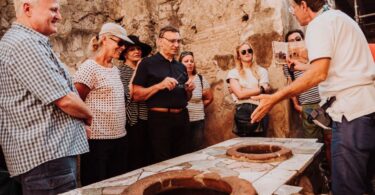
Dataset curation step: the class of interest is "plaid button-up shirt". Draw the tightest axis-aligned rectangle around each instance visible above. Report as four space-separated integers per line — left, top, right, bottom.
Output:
0 23 89 176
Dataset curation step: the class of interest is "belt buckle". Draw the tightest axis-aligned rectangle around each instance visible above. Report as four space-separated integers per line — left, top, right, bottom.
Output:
170 108 180 113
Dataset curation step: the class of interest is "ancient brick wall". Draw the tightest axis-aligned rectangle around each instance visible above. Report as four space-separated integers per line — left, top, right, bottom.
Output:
0 0 304 145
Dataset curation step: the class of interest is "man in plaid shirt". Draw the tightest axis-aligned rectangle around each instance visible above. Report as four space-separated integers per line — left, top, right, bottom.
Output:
0 0 93 194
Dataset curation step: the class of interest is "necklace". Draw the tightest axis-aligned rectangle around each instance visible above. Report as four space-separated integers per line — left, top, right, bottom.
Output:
316 4 330 17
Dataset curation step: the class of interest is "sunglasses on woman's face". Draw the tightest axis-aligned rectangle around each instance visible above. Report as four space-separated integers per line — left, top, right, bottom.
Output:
240 48 253 55
109 37 126 47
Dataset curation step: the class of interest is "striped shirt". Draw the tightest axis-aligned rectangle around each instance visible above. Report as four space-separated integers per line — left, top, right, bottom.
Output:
118 64 148 126
74 59 126 139
187 74 210 122
283 64 321 104
0 23 89 176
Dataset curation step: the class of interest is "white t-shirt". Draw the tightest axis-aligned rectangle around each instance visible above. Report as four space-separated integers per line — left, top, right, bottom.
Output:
226 66 269 105
187 75 210 122
306 9 375 122
74 59 126 139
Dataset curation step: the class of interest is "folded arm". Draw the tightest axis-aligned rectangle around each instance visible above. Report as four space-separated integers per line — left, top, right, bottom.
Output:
229 79 261 100
54 92 93 125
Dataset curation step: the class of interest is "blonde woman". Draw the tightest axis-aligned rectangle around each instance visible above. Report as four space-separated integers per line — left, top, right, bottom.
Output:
227 42 271 137
74 23 133 185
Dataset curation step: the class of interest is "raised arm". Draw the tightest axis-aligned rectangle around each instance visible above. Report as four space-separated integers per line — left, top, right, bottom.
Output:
251 58 330 123
132 84 162 102
132 77 178 102
184 78 195 101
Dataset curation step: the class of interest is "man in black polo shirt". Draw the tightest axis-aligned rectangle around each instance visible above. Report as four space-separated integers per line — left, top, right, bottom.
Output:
132 25 195 163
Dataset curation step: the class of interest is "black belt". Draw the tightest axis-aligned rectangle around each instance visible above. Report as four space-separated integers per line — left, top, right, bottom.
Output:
149 107 185 113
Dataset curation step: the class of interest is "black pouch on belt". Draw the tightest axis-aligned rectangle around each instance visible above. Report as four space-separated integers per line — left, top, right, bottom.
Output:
307 96 336 130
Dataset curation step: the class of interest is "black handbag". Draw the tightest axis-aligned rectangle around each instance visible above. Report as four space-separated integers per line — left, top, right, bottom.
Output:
233 103 263 137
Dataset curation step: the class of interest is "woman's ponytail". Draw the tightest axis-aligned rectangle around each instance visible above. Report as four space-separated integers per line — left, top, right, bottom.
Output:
87 35 102 57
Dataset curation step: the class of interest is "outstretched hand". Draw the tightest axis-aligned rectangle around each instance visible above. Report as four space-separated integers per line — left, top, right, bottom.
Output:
250 94 278 123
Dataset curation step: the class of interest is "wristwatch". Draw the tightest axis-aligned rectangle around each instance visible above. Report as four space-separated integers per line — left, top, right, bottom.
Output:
259 86 265 94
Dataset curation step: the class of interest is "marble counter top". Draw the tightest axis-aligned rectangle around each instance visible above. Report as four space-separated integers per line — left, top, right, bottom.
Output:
62 137 322 195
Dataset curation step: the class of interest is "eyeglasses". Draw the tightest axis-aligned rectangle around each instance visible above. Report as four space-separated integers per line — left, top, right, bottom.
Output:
109 37 126 47
240 48 253 55
162 37 182 44
288 36 302 42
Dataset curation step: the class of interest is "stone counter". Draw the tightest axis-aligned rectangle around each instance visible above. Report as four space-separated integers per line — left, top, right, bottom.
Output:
63 137 322 195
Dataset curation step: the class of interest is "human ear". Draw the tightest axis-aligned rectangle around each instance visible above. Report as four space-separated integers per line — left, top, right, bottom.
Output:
23 3 32 17
301 1 308 12
156 38 163 49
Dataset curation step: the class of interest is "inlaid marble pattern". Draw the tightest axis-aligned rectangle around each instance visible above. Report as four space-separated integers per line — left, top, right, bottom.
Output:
62 137 322 195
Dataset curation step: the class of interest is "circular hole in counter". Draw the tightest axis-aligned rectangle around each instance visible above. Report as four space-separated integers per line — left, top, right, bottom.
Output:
226 144 293 162
123 170 257 195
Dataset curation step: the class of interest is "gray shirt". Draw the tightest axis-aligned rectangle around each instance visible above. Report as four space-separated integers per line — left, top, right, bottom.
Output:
0 23 89 176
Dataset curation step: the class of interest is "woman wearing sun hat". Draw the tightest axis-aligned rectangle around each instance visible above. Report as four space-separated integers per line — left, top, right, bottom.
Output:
74 22 133 186
118 35 152 171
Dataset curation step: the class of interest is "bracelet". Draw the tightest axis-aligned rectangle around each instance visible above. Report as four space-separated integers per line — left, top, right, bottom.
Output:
259 86 265 94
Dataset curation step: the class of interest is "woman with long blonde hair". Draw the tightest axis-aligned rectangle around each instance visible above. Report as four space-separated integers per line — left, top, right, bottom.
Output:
227 42 271 137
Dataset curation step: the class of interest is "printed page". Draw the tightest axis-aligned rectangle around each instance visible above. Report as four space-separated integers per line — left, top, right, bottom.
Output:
272 41 309 64
288 41 308 64
272 41 288 64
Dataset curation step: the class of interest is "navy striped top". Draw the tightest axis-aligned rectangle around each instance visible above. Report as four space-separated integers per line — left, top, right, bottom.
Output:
283 64 321 105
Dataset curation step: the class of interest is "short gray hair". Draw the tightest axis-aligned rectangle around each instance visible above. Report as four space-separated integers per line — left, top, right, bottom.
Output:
14 0 38 17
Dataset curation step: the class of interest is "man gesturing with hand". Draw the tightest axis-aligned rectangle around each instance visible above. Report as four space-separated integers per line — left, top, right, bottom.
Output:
252 1 375 194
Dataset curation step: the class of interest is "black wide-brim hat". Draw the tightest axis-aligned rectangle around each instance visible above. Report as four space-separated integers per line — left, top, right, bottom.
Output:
120 35 152 60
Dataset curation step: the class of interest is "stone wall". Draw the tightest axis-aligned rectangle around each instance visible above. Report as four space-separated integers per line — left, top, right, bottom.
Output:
0 0 303 145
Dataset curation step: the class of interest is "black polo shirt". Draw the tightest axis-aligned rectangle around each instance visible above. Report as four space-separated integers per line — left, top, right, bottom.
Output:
132 52 189 108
